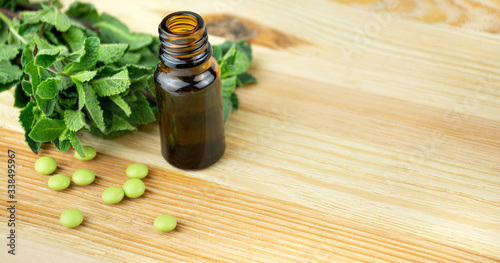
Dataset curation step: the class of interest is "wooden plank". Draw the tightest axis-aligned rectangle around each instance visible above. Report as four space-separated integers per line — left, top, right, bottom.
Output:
0 128 496 262
0 0 498 261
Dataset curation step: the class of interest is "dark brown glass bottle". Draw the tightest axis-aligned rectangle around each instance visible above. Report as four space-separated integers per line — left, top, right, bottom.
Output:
155 11 225 169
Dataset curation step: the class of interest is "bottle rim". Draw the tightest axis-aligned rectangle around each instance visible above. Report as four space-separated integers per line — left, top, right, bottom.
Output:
160 11 205 38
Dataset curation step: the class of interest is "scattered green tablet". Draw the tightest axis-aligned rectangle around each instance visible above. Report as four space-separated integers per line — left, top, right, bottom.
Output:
35 156 57 175
48 174 71 190
102 186 125 204
75 146 97 161
123 178 145 198
154 214 177 232
72 169 95 186
126 163 148 179
60 209 83 228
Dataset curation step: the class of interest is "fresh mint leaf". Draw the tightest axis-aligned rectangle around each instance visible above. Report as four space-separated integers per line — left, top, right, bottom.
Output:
109 94 131 117
56 76 73 91
0 44 19 61
58 128 85 156
135 47 159 68
29 117 66 142
217 41 234 54
39 5 71 32
78 80 105 132
33 35 68 68
221 76 236 98
52 138 71 153
90 68 130 97
36 75 61 99
117 52 141 65
0 79 20 93
65 2 100 24
108 114 135 133
74 80 85 110
110 91 154 127
64 110 86 132
219 42 251 78
68 130 85 157
126 64 151 81
213 45 222 62
21 80 32 95
62 27 85 52
236 72 257 87
146 74 155 97
0 60 23 84
64 36 100 75
57 93 77 108
14 85 29 108
98 43 128 64
20 10 43 25
20 41 34 67
222 96 232 123
88 125 128 139
18 22 41 41
219 44 237 78
230 92 239 110
18 101 40 153
34 95 57 116
233 50 251 75
44 30 60 45
96 64 123 76
96 14 153 51
24 60 51 89
236 41 252 61
71 70 97 82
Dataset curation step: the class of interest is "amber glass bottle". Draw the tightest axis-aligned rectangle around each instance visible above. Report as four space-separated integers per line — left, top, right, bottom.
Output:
155 11 225 169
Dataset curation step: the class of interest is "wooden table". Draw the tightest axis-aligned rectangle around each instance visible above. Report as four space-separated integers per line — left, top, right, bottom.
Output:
1 0 499 262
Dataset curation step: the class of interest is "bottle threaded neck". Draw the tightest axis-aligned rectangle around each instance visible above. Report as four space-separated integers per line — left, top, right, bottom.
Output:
158 11 212 69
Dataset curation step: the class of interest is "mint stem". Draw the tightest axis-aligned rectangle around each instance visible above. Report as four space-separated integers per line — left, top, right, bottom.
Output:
0 8 27 45
0 7 20 19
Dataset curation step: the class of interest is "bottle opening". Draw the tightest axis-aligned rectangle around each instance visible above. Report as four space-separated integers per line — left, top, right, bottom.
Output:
165 12 201 35
158 11 211 69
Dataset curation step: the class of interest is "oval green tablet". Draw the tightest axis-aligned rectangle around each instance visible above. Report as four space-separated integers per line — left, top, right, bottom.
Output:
35 156 57 175
154 214 177 232
126 163 148 179
48 174 71 190
75 145 97 161
60 209 83 228
72 169 95 185
122 178 145 198
102 186 125 204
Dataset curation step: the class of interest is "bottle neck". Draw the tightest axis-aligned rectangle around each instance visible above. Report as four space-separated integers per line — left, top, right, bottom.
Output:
158 11 212 69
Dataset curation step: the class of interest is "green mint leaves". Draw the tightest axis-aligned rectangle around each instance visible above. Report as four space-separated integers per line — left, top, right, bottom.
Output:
215 41 256 122
0 1 256 155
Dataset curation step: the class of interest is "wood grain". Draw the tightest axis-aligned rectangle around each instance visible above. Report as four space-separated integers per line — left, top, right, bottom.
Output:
331 0 500 33
0 129 496 262
1 0 499 261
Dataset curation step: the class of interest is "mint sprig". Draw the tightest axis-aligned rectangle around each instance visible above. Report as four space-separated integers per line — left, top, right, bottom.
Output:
0 1 256 156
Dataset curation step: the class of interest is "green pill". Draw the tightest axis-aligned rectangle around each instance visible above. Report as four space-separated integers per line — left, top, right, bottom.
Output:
123 178 145 198
154 214 177 232
60 209 83 228
126 163 148 179
72 169 95 186
75 146 97 161
102 186 125 204
35 156 57 175
48 174 71 190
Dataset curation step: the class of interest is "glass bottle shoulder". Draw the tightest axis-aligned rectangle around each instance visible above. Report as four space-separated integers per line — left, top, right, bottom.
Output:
154 57 220 94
